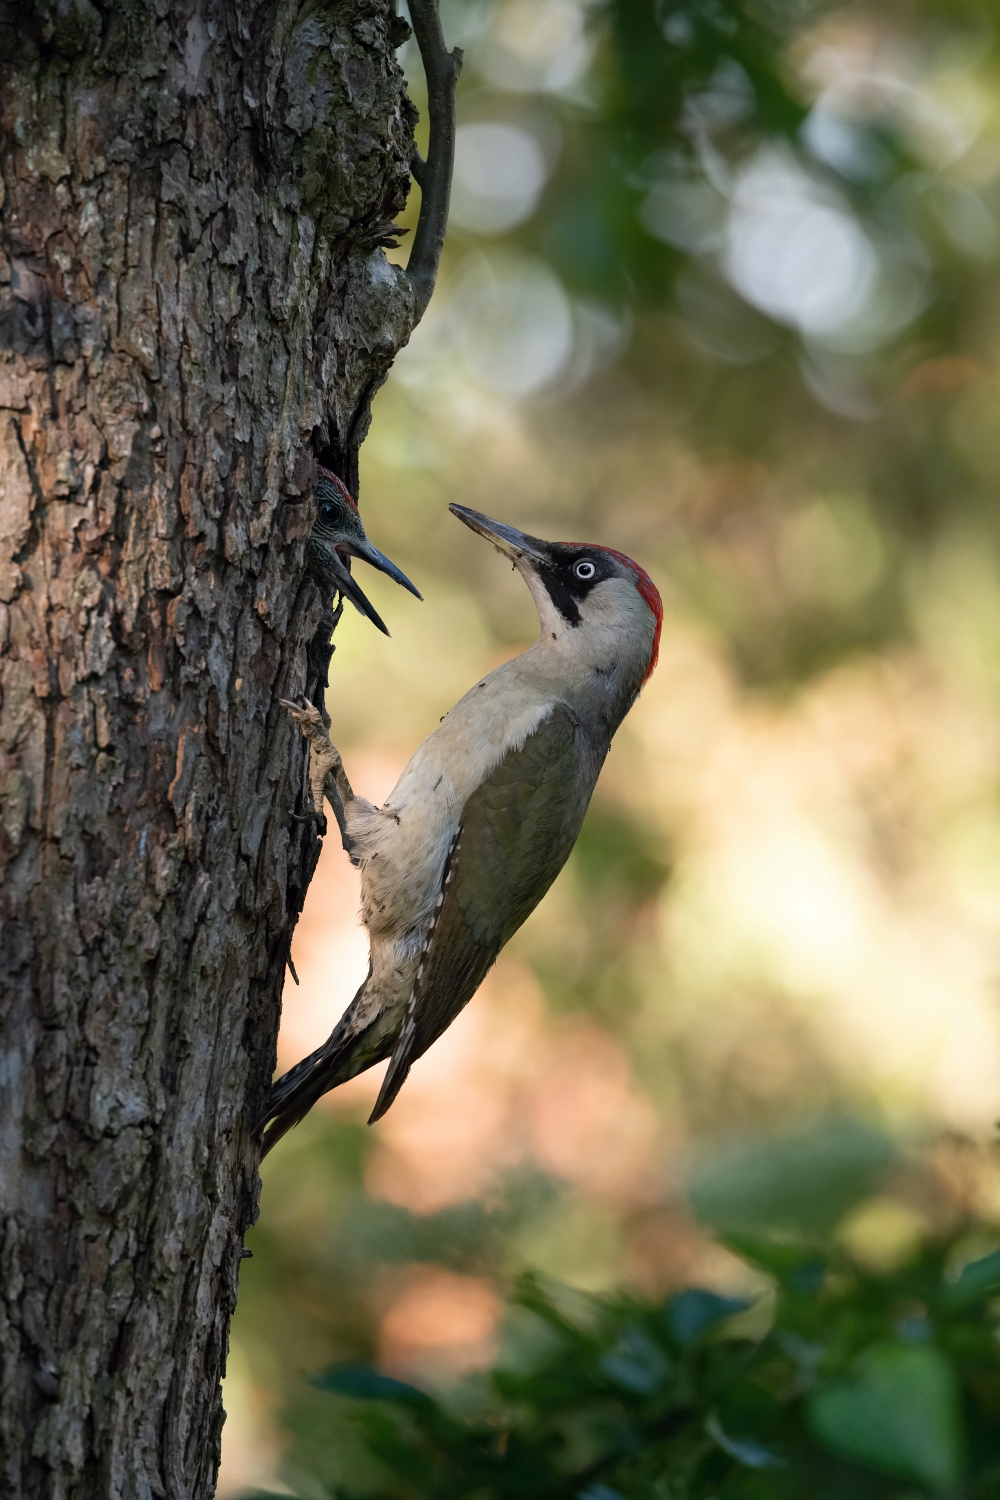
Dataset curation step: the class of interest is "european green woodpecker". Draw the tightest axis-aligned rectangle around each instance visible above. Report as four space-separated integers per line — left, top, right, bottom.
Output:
310 465 422 633
262 506 662 1154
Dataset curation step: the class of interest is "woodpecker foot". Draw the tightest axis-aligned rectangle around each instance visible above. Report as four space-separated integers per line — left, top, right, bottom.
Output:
280 698 355 850
280 696 330 741
290 807 329 836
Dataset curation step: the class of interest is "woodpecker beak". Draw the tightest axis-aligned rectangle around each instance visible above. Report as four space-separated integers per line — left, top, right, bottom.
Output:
317 540 423 637
343 538 423 602
449 505 548 568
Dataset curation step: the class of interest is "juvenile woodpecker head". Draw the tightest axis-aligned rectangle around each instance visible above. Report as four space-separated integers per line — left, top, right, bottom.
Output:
309 467 422 635
450 504 662 697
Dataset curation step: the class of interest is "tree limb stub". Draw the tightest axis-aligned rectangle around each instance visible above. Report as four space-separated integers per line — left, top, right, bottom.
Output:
311 1 459 724
405 0 463 325
314 0 459 490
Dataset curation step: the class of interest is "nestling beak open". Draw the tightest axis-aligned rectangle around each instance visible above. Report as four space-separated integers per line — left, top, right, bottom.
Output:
318 539 423 637
449 505 548 570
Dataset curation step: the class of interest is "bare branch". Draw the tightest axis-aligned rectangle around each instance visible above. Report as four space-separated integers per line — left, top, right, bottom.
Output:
405 0 463 324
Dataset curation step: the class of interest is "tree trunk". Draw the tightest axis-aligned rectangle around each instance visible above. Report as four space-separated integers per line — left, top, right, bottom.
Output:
0 3 418 1494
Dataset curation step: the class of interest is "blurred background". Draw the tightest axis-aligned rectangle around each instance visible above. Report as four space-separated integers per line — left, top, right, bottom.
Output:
223 0 1000 1491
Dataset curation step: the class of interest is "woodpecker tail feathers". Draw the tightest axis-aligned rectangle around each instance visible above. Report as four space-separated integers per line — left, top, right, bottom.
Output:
367 1017 415 1125
258 970 392 1157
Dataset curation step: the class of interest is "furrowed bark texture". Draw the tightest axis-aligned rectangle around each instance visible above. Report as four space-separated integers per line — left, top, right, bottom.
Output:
0 3 417 1495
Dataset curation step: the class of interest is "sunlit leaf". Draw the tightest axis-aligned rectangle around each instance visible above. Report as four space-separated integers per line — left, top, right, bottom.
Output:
688 1118 897 1236
722 1230 827 1290
705 1409 784 1468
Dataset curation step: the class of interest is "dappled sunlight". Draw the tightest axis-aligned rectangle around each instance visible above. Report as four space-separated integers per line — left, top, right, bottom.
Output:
377 1269 503 1383
612 642 1000 1132
280 753 407 1074
362 973 532 1213
251 478 1000 1487
216 1349 289 1499
254 466 1000 1483
357 966 664 1214
527 1024 663 1206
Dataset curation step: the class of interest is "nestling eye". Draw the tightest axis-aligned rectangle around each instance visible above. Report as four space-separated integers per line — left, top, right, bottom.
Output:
319 503 335 523
574 560 597 580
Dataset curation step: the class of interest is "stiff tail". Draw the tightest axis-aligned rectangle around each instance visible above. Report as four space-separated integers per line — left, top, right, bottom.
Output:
258 974 392 1157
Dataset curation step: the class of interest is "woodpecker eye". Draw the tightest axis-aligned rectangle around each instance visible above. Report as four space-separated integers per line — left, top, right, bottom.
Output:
319 503 335 523
574 560 597 581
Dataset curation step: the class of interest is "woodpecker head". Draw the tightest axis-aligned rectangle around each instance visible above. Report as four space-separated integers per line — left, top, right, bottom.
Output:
308 467 422 635
450 505 662 699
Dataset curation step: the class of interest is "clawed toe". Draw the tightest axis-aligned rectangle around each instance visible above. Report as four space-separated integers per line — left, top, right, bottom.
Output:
280 695 351 844
280 696 324 729
290 808 329 835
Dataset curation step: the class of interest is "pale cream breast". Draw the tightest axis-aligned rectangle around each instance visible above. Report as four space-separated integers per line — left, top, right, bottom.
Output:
346 660 557 950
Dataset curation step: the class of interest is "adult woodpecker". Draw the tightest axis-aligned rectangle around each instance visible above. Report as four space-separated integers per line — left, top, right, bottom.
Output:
261 505 662 1155
309 465 422 634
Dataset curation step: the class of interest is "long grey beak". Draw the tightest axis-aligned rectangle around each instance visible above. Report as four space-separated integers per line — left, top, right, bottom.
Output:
347 538 423 601
320 540 422 637
449 505 548 565
322 547 392 635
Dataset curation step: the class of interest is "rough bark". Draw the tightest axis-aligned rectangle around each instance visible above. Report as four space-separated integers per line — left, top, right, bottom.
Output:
0 2 419 1495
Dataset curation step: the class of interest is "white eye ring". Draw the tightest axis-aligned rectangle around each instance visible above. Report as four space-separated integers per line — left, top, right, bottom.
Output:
574 560 597 580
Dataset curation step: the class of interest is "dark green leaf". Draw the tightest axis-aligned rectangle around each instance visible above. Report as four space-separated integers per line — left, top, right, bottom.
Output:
942 1247 1000 1309
665 1288 750 1345
599 1326 674 1392
807 1342 964 1491
310 1364 435 1410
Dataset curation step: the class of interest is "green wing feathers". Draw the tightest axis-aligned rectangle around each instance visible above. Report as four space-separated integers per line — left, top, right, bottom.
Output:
369 704 596 1122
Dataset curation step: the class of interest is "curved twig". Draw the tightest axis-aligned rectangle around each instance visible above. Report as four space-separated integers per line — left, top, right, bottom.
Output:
405 0 463 325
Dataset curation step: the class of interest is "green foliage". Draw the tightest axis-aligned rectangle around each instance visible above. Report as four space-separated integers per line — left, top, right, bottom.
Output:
255 1229 1000 1499
408 0 1000 686
807 1343 962 1490
687 1118 899 1238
